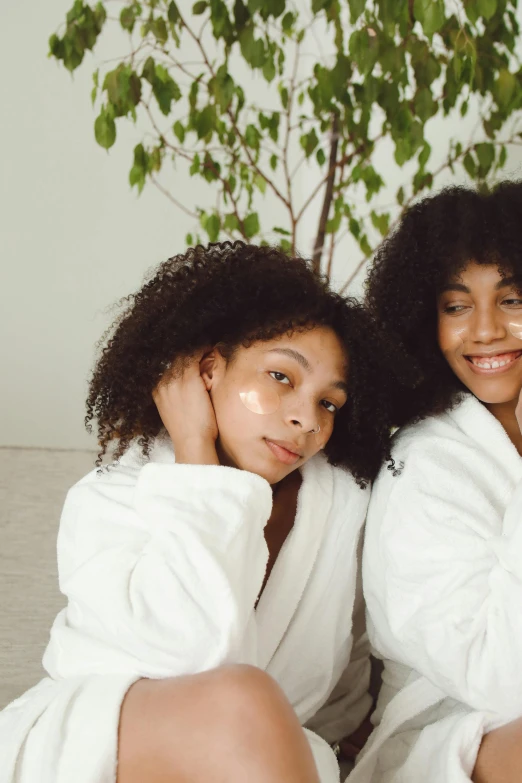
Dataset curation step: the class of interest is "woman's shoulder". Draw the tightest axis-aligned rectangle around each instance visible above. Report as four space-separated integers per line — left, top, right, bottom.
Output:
67 435 175 500
370 393 520 516
387 394 485 466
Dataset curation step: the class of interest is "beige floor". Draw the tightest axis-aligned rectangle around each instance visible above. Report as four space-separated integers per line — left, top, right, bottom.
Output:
0 446 95 709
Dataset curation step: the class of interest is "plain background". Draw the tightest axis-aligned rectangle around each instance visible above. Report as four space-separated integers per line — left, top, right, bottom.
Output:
2 0 522 450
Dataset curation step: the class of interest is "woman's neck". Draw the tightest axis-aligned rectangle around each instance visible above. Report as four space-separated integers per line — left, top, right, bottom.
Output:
486 399 522 456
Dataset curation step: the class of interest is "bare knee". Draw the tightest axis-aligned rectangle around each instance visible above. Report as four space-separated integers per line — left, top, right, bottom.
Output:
117 666 314 783
473 717 522 783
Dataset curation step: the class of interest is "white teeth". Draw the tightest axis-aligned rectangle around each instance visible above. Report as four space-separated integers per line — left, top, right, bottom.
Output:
471 356 514 369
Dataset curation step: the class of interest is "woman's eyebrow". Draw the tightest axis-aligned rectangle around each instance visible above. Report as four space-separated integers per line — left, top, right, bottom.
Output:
440 282 470 293
267 348 311 370
495 276 517 290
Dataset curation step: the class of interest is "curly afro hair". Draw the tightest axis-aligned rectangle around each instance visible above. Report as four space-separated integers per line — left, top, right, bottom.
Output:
365 181 522 426
86 241 404 486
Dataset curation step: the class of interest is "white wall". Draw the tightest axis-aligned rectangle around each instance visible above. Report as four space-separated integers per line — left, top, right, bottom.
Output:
2 1 522 449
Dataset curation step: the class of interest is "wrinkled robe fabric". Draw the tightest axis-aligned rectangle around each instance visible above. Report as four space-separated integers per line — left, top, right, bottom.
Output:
349 394 522 783
0 438 371 783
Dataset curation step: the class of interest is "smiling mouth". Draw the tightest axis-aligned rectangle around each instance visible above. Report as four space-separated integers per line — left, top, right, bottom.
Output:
465 350 522 372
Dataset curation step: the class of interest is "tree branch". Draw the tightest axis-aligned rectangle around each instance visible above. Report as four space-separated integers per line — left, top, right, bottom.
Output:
312 115 339 273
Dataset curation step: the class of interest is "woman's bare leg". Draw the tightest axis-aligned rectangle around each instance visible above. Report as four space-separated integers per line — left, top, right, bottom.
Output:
117 664 321 783
472 717 522 783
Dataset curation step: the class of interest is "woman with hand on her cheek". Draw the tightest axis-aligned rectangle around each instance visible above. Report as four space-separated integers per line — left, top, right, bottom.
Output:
350 182 522 783
0 241 402 783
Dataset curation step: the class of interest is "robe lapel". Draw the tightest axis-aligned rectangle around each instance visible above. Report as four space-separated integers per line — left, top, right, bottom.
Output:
254 454 333 670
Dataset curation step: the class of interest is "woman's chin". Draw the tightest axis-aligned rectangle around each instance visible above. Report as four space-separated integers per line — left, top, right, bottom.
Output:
466 382 522 406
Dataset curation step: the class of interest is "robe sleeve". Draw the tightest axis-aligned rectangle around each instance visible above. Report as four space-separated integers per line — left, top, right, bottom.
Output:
364 444 522 720
48 462 272 676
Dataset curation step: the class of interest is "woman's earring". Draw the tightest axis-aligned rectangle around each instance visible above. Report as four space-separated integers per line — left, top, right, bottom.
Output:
310 425 321 434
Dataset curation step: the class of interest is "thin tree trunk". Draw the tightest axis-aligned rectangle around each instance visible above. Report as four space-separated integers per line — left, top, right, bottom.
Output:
312 115 339 274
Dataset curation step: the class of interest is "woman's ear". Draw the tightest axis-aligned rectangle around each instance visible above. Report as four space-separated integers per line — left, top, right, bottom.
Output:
200 349 218 390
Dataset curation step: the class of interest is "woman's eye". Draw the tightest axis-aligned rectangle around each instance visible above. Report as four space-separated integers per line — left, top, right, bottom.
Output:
321 400 338 414
443 304 467 314
269 371 291 385
503 298 522 307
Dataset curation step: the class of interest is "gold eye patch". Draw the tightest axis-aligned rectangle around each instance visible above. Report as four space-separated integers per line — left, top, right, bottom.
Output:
238 387 281 415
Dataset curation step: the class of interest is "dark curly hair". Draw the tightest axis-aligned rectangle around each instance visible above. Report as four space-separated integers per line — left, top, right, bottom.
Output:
365 181 522 426
86 241 403 486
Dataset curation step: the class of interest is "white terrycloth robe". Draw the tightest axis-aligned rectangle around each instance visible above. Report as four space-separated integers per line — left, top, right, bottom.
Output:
0 438 371 783
347 394 522 783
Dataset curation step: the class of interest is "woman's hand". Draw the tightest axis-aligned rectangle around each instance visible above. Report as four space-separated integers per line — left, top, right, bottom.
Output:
153 354 219 466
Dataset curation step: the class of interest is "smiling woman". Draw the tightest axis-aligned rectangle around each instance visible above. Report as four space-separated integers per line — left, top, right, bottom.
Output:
350 182 522 783
0 241 404 783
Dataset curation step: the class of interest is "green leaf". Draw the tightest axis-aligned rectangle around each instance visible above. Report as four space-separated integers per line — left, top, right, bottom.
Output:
254 173 267 193
223 214 240 233
414 86 436 122
300 129 319 157
193 105 216 139
396 186 405 205
495 69 516 107
498 145 507 169
349 29 379 76
282 11 295 32
463 152 477 178
359 235 373 256
348 0 366 24
270 154 278 170
168 2 180 23
189 153 200 175
263 57 276 82
244 212 260 238
279 84 289 109
418 142 431 168
349 217 361 239
120 7 136 32
245 123 261 149
104 64 142 117
475 142 494 177
186 233 194 245
273 226 291 235
173 120 185 142
201 152 220 182
239 25 266 68
152 18 168 45
414 0 445 37
477 0 497 20
312 0 331 11
316 148 326 166
95 108 116 149
210 66 235 111
205 213 221 242
193 1 208 14
371 210 390 236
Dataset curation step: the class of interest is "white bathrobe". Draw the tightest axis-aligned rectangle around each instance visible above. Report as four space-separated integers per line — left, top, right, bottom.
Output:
0 437 371 783
348 393 522 783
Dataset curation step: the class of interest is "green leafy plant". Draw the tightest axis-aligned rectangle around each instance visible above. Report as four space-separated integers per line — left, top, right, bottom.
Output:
49 0 522 287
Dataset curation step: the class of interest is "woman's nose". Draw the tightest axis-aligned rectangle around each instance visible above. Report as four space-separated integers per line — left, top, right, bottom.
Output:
286 398 320 433
469 308 507 343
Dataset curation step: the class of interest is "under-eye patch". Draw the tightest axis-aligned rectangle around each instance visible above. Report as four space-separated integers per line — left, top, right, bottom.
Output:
509 320 522 340
239 385 281 415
